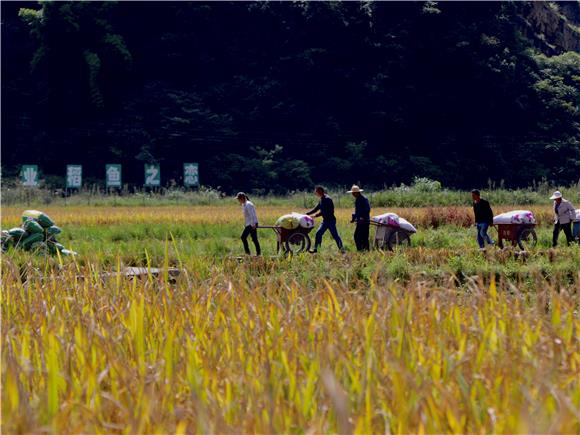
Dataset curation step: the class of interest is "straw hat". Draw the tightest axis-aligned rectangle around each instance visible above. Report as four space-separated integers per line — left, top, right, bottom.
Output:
347 185 364 193
549 191 562 200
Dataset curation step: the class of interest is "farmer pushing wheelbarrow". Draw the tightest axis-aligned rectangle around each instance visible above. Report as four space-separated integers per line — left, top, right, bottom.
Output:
236 189 317 256
306 186 344 253
258 212 315 255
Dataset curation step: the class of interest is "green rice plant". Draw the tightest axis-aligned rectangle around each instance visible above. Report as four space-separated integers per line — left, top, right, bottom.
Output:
1 204 579 433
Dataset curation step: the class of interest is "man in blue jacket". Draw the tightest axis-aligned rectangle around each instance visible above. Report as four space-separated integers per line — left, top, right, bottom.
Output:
348 185 371 251
306 186 344 253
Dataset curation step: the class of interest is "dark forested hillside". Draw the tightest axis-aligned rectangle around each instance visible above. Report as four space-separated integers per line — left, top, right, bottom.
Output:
2 1 579 192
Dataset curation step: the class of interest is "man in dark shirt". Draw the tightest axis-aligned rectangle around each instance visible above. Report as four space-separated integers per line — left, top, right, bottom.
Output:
306 186 344 253
348 185 371 251
472 189 494 250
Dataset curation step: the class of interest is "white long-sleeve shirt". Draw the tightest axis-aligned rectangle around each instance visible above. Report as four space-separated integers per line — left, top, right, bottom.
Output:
242 201 259 226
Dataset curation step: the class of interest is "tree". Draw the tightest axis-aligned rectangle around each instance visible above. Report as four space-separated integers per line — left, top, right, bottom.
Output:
19 2 132 114
3 1 579 188
532 51 580 182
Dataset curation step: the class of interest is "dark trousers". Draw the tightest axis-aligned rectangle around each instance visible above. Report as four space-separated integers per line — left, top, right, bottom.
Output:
354 223 370 251
241 225 261 255
553 222 573 247
476 222 494 249
314 220 343 250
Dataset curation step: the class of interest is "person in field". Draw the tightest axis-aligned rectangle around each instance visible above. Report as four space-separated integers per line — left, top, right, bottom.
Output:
348 185 371 251
471 189 494 250
306 186 344 253
237 192 261 256
550 190 575 247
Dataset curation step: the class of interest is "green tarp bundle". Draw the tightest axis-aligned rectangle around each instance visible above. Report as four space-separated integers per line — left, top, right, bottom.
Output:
1 210 77 256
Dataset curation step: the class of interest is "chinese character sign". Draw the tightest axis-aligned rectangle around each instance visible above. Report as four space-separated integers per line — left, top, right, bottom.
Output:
66 165 82 188
106 164 122 188
144 164 161 187
184 163 199 187
21 165 39 187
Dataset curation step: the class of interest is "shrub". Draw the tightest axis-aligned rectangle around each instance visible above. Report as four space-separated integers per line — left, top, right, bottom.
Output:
411 177 442 192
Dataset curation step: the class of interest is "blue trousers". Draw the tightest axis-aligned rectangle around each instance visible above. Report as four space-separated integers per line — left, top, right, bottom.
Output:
314 220 343 250
476 223 493 249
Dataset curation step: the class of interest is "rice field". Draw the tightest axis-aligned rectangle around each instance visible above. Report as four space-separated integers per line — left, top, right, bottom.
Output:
2 205 579 433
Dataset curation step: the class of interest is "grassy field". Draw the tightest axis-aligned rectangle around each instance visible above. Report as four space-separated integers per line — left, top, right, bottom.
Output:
2 182 579 208
2 205 579 433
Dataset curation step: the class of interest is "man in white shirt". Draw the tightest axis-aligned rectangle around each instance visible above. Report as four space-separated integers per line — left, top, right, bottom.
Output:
550 190 575 247
237 192 261 256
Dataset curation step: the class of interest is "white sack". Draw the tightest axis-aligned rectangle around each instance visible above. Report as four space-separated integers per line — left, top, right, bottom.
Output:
372 212 417 233
493 210 536 225
398 218 417 233
371 213 400 226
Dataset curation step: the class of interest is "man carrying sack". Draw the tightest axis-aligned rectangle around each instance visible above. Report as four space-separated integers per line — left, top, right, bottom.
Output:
348 185 371 251
550 191 575 247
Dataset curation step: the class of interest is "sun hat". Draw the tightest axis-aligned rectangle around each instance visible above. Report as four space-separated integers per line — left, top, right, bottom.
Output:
347 185 364 193
549 191 562 200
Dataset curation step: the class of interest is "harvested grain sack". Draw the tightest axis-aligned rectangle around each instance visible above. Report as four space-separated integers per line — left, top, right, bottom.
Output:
276 214 299 230
22 210 54 228
29 241 48 253
45 225 62 237
60 249 77 256
372 212 417 233
398 218 417 233
23 219 44 234
493 210 536 225
297 213 315 228
21 233 44 250
1 231 13 251
372 213 400 226
52 242 65 252
8 227 27 241
276 213 315 230
4 210 75 256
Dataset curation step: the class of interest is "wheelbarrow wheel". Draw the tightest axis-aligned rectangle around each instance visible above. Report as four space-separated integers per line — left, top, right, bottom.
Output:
388 230 411 251
285 232 310 254
517 228 537 251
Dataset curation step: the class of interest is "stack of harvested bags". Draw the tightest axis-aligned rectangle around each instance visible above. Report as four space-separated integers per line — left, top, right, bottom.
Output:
492 210 536 225
275 213 315 230
371 212 417 233
1 210 76 256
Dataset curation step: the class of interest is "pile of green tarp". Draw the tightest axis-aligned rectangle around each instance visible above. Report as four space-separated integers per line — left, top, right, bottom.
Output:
1 210 76 256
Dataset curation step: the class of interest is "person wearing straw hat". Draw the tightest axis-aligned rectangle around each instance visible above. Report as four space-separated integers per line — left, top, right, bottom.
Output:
550 190 575 247
237 192 261 256
348 185 371 251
